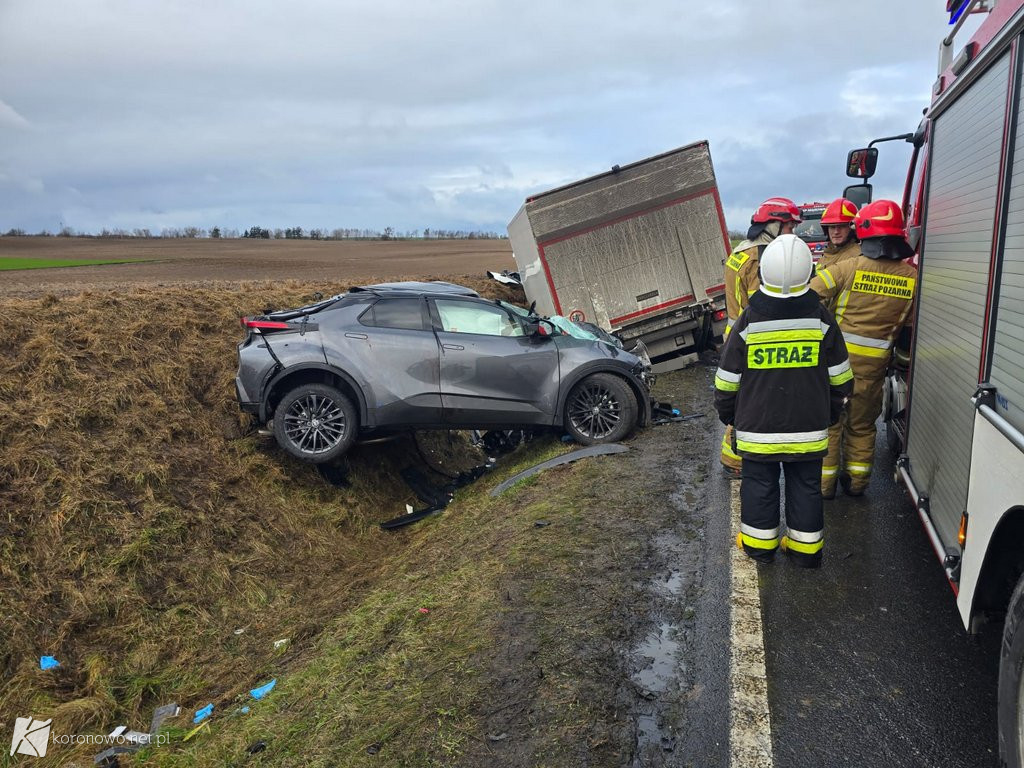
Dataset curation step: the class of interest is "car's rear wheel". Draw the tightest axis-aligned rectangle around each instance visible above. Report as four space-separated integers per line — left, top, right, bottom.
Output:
564 373 637 445
273 383 358 463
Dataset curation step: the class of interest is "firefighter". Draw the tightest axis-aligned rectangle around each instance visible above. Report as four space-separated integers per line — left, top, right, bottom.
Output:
715 234 852 567
809 199 918 498
816 198 860 274
720 197 802 478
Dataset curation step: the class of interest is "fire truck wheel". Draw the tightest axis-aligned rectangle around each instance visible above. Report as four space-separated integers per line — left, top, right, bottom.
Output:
998 571 1024 767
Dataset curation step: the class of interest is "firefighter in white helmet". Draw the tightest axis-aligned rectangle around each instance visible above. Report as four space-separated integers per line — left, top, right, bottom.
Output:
720 197 803 478
809 200 918 498
714 234 853 567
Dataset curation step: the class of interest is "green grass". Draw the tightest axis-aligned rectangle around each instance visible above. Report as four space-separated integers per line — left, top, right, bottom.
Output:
0 257 148 270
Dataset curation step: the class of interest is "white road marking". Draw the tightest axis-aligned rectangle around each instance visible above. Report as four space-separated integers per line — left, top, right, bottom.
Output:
729 481 774 767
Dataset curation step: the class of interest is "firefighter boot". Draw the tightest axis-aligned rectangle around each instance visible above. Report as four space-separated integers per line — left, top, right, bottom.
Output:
839 471 863 497
780 534 823 568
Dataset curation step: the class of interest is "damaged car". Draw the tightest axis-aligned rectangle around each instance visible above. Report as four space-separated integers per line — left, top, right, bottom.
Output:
235 281 653 463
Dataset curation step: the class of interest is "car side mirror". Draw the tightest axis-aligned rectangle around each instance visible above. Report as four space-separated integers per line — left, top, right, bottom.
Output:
843 183 873 208
523 318 554 338
846 147 878 179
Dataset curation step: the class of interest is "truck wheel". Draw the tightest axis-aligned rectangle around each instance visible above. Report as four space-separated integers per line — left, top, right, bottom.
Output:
999 571 1024 767
564 373 637 445
273 383 358 463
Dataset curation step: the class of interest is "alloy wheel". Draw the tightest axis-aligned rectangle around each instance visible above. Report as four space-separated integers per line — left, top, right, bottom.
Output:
567 381 622 439
282 393 348 455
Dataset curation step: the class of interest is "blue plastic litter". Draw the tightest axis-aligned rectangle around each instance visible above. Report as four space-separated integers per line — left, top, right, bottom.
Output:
240 706 251 714
250 679 276 700
193 704 214 724
39 656 60 671
672 409 681 416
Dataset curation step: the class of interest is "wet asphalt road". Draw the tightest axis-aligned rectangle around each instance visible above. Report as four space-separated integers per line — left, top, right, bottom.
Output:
760 426 1002 767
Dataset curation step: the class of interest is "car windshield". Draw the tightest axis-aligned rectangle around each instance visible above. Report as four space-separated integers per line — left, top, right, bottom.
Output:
497 300 532 317
795 212 825 242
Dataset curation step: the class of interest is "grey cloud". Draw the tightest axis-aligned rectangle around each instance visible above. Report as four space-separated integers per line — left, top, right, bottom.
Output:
0 0 976 233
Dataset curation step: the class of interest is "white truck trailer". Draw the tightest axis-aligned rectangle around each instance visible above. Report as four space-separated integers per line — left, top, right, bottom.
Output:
507 141 730 371
845 2 1024 763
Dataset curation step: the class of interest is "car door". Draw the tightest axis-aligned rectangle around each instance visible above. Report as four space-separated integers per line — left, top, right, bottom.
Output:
430 298 559 426
326 296 443 426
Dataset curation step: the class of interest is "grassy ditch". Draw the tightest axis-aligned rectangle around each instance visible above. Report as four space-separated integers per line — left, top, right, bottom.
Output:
0 275 535 766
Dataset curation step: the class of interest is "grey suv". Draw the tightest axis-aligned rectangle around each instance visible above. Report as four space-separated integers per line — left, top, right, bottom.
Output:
235 281 652 463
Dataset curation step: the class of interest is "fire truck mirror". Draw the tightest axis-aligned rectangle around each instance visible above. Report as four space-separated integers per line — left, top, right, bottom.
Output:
846 147 878 179
908 225 922 252
843 183 873 208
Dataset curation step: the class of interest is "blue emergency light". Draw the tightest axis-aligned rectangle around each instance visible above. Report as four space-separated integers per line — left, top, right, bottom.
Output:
948 0 970 24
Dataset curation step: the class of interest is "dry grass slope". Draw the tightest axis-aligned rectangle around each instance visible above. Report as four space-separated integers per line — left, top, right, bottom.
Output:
0 274 524 765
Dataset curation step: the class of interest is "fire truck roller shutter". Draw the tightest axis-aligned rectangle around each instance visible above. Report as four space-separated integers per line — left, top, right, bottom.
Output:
988 56 1024 437
907 51 1010 549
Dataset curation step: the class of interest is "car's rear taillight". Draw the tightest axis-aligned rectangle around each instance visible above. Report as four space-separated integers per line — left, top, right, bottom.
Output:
241 317 293 333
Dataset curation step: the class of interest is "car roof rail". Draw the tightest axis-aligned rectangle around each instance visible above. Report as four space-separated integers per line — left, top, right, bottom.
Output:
350 281 479 297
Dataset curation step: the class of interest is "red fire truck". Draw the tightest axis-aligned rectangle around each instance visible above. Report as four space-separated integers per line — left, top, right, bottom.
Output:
846 2 1024 762
795 202 830 260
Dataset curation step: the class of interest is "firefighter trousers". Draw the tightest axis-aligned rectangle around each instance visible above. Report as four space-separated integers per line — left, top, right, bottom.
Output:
822 374 884 496
721 424 742 472
740 458 824 568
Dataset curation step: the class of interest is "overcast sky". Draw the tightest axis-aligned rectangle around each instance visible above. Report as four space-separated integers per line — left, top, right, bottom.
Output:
0 1 984 235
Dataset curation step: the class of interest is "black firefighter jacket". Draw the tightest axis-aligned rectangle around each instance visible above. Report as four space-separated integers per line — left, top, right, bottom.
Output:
714 290 853 461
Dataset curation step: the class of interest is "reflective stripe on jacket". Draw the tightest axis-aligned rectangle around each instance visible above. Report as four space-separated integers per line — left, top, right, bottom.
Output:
808 253 918 378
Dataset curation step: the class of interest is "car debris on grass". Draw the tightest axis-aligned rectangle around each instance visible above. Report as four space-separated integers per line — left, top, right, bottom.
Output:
490 444 631 498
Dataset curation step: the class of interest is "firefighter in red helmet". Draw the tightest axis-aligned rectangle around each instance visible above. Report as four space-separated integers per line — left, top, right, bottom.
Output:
817 198 860 274
720 197 802 478
809 200 918 498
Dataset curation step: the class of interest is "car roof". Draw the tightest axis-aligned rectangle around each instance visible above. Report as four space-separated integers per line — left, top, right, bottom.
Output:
351 281 480 298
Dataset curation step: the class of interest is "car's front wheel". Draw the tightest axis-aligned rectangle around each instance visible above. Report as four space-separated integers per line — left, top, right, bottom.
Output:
564 373 637 445
273 383 358 463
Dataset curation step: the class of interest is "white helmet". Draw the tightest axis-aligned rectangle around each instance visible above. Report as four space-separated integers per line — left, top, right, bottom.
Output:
758 234 813 298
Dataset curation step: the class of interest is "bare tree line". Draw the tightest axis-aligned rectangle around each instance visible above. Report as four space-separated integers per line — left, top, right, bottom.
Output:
1 225 506 240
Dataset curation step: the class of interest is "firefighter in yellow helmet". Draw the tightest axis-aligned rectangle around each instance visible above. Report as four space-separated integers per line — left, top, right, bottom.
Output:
816 198 860 274
720 197 802 478
808 200 918 498
714 234 853 568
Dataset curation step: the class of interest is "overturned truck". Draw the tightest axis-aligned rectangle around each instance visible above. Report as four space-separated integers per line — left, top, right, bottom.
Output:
507 141 731 371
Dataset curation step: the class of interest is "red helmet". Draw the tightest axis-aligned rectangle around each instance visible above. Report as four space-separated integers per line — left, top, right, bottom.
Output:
751 197 802 224
820 198 858 226
854 199 906 239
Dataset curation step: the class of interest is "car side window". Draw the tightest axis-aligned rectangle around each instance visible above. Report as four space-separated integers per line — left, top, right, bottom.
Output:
434 300 524 337
360 298 425 330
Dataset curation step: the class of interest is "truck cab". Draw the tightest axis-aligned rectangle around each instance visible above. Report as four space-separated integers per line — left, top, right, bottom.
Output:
795 202 829 262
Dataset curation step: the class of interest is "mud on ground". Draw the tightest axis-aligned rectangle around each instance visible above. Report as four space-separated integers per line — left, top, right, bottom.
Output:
461 363 722 768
